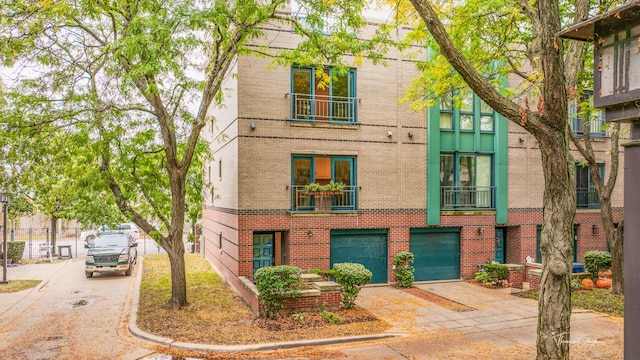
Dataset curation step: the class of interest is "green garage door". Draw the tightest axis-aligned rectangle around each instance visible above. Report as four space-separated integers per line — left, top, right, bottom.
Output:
330 230 388 284
410 228 460 281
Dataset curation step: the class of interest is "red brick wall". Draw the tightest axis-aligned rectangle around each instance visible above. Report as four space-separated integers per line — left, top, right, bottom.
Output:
203 207 619 288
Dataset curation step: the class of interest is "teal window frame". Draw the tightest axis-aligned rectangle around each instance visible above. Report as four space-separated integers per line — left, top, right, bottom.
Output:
569 91 606 138
291 155 357 211
440 152 494 209
289 66 357 123
575 162 604 209
438 89 496 133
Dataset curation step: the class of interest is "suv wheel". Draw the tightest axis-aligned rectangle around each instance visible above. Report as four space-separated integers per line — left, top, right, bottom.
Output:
85 271 93 278
85 235 95 247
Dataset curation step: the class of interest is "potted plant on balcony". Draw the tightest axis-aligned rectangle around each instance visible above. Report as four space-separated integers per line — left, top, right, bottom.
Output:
304 183 325 195
325 181 345 195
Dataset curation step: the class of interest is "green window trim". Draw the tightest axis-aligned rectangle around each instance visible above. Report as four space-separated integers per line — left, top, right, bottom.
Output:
289 66 358 124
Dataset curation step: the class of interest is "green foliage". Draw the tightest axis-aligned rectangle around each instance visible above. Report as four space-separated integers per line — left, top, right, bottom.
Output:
332 262 372 309
474 270 489 283
584 251 612 277
304 181 346 192
320 311 342 324
6 241 25 263
570 277 582 290
393 251 415 288
518 289 623 317
292 312 306 322
308 268 337 280
254 265 302 318
480 264 508 282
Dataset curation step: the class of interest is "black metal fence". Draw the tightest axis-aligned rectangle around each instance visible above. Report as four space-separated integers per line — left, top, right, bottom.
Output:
8 227 167 260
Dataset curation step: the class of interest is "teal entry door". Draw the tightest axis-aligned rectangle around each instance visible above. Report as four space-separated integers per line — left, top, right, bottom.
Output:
253 234 274 275
494 228 505 264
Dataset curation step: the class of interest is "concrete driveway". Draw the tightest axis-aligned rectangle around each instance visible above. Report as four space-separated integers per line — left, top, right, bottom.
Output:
0 259 153 360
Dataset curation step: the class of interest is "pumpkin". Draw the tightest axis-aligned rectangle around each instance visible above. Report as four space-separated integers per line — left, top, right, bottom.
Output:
596 278 612 289
581 278 594 290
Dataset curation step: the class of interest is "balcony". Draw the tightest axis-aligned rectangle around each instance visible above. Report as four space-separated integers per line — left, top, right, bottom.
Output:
288 93 358 123
570 115 606 138
441 186 495 210
577 188 600 209
291 185 358 212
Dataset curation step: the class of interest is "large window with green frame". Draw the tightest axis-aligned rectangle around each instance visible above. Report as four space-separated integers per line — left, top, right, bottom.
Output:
440 153 494 209
289 67 357 123
439 89 495 132
291 155 357 211
428 85 507 224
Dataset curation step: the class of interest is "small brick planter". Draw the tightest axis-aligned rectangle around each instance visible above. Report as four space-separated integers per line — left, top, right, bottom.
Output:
239 273 342 316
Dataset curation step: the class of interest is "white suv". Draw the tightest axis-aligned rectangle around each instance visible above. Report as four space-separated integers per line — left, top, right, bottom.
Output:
81 223 141 248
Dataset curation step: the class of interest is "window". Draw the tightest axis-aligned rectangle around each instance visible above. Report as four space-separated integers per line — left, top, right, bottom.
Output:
440 153 494 209
575 163 603 209
291 155 356 211
439 89 495 132
290 67 357 123
569 91 606 137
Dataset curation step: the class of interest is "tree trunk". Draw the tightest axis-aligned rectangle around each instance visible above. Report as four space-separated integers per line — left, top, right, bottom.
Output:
536 139 576 360
609 219 624 294
50 215 58 257
164 232 187 310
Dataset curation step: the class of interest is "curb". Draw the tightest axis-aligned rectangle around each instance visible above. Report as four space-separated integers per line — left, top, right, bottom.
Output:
127 256 402 353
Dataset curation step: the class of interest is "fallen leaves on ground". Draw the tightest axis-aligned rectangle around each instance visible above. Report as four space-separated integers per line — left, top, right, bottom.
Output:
136 254 391 345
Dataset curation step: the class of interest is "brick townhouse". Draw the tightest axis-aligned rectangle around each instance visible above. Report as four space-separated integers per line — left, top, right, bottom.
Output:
200 7 624 295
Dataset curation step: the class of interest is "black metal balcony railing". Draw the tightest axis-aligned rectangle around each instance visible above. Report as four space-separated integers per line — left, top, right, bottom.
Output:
570 115 606 138
291 185 358 212
577 188 600 209
288 93 358 123
440 186 495 210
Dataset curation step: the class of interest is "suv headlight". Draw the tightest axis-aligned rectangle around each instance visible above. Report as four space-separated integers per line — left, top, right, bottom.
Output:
86 255 94 263
118 254 129 262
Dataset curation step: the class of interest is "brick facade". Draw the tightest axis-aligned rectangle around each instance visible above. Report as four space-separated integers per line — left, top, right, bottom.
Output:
201 10 624 307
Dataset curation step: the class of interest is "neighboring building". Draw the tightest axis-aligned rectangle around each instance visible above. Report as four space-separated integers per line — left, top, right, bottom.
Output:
201 8 624 296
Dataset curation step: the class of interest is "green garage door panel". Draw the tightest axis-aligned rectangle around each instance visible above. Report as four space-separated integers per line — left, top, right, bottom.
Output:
410 229 460 281
330 230 388 284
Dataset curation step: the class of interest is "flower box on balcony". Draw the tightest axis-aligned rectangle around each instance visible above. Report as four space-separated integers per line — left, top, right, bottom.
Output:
304 181 345 195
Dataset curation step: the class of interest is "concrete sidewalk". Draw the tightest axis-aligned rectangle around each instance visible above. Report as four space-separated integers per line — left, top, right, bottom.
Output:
1 261 624 359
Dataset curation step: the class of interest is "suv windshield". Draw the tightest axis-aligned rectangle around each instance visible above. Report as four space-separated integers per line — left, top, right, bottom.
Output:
93 235 129 248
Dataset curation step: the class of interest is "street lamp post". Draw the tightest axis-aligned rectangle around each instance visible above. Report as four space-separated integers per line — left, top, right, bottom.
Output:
0 192 9 284
558 2 640 358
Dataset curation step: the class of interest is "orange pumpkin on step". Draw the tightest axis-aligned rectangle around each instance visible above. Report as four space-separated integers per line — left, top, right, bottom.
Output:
581 278 594 290
596 278 612 289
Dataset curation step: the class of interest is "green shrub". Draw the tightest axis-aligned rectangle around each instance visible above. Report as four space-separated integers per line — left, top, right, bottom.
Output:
332 263 372 309
320 311 342 324
393 251 415 288
475 270 489 283
482 264 508 282
308 268 337 281
7 241 25 264
584 251 611 277
254 265 302 318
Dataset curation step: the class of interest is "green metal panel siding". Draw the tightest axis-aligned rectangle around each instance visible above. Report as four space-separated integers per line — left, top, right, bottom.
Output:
495 113 508 224
330 230 388 284
479 133 495 152
427 106 442 225
458 133 475 151
410 229 461 281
